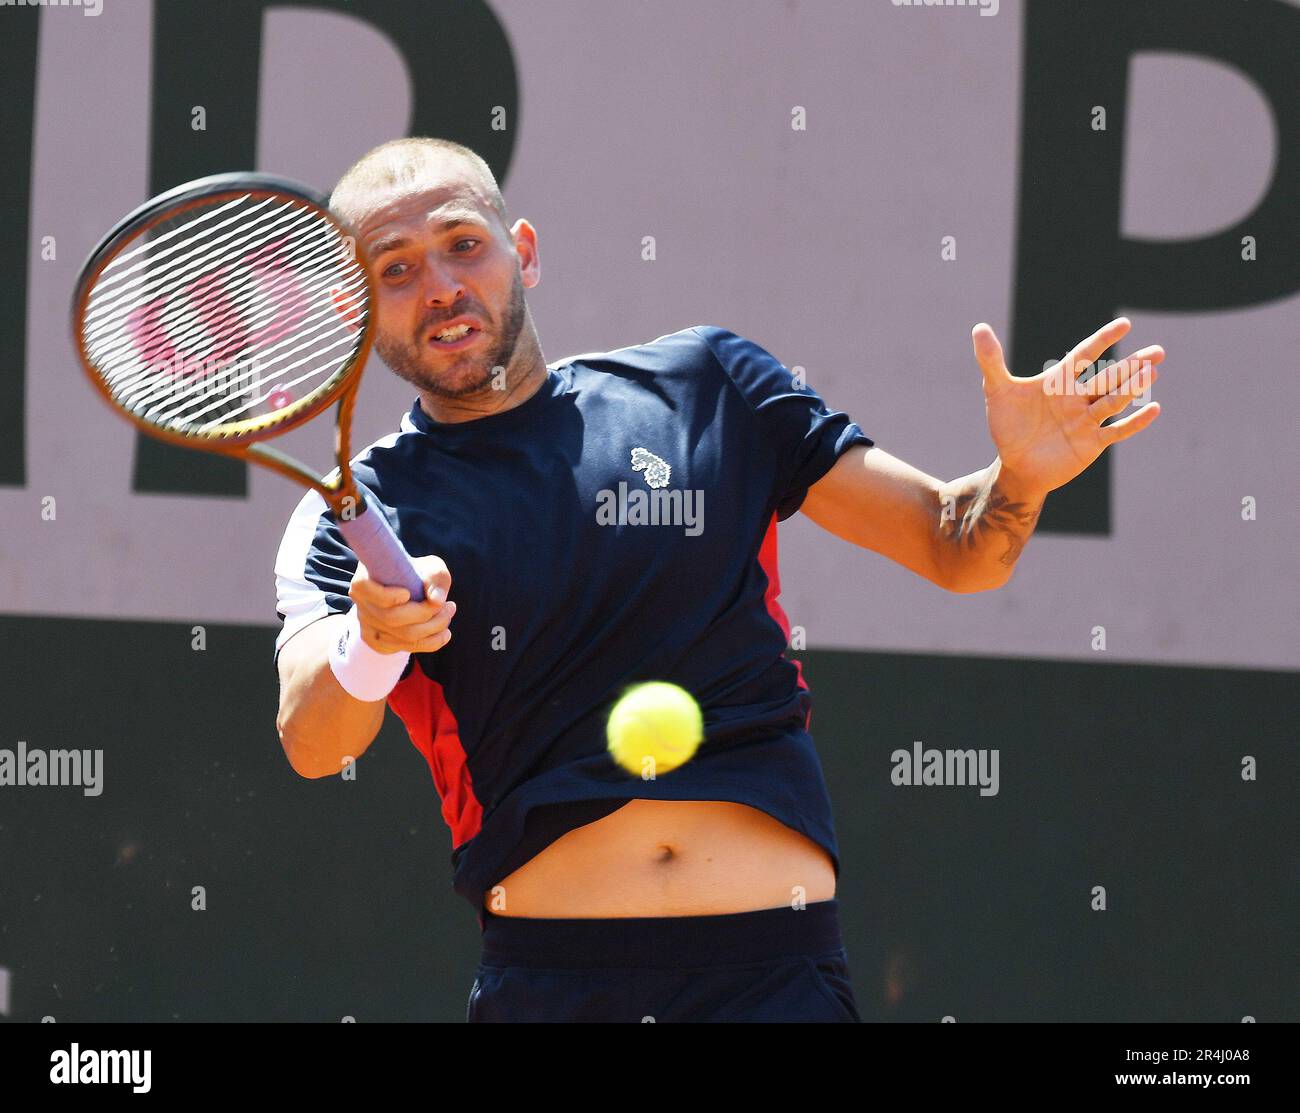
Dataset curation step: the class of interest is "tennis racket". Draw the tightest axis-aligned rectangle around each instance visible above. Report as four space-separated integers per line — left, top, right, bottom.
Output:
71 172 424 601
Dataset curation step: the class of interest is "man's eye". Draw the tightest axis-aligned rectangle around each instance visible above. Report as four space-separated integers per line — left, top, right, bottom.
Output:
382 262 408 278
453 238 480 253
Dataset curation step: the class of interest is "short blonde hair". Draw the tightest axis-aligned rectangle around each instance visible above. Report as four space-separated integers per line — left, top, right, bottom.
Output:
330 137 509 232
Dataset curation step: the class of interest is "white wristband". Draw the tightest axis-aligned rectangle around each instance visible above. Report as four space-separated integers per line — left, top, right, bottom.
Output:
328 607 410 702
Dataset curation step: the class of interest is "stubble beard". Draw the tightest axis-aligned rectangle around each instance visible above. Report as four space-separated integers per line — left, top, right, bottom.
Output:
375 272 528 399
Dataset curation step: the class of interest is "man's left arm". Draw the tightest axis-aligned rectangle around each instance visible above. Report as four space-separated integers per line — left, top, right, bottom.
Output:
800 317 1165 593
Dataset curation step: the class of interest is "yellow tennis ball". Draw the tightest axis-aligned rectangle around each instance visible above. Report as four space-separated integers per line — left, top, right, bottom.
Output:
606 681 703 777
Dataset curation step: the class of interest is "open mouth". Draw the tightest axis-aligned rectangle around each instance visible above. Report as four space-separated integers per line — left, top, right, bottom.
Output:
427 322 482 350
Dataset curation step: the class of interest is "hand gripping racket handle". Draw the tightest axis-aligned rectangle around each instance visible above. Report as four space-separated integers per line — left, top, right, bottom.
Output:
337 488 426 602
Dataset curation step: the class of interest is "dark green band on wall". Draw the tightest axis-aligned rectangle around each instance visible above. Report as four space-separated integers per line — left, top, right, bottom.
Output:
0 614 1292 1021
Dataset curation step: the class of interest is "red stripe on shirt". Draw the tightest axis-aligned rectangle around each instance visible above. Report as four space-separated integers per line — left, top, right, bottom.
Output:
756 513 812 728
387 665 483 847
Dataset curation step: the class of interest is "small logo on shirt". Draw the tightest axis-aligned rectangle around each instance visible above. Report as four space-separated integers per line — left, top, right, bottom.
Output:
630 447 671 489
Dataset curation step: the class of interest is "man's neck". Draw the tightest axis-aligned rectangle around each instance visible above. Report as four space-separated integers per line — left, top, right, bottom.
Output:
417 340 549 425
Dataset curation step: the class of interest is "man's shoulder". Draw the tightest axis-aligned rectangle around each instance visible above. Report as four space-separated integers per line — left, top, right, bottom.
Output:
554 325 742 380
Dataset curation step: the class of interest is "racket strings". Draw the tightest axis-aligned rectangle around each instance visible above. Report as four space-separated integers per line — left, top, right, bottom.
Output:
85 198 313 326
108 253 362 410
98 193 266 276
85 200 333 366
97 257 357 429
100 243 350 400
105 271 362 413
80 192 367 436
148 312 361 429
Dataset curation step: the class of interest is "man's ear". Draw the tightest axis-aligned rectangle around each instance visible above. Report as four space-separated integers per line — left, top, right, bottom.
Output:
512 218 541 288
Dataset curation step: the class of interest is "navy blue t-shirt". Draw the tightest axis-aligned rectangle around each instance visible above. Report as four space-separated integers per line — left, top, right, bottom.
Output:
274 326 873 911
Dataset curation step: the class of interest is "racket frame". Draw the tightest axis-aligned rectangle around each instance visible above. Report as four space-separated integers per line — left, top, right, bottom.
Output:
71 172 374 518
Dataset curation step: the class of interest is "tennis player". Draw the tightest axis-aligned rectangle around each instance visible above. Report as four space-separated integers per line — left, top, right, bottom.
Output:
273 138 1163 1022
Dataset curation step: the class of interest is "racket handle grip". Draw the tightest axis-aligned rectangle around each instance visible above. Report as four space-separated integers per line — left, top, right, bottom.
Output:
337 494 426 602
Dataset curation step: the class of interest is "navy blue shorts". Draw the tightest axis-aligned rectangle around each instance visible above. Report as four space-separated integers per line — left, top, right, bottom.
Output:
467 898 860 1022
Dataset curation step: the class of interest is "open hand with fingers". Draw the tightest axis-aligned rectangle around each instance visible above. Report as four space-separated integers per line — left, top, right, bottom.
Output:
972 317 1164 497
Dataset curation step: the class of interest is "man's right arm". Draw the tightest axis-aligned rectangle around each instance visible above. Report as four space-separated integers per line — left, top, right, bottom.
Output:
276 556 455 778
276 613 386 778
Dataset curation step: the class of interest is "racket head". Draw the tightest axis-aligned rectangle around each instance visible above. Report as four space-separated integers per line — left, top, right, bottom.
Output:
71 173 375 454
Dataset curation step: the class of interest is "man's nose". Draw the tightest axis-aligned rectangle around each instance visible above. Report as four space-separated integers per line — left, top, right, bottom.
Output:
419 254 465 306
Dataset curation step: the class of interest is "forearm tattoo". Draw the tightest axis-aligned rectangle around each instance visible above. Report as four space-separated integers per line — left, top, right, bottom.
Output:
945 475 1042 568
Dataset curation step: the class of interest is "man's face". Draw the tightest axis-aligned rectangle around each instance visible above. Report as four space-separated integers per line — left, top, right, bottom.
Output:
355 165 530 399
